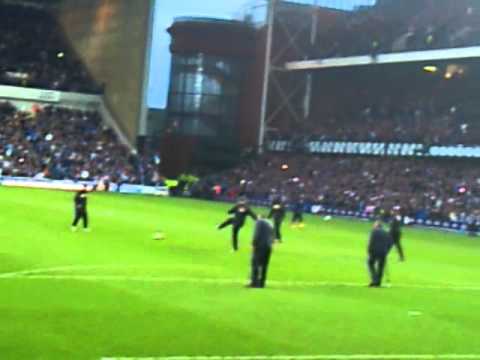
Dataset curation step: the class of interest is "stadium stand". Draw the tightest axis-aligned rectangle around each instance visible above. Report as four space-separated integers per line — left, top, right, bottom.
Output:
267 57 480 146
313 0 480 58
188 0 480 227
195 154 480 223
0 101 162 185
268 96 479 145
0 3 100 93
191 57 478 226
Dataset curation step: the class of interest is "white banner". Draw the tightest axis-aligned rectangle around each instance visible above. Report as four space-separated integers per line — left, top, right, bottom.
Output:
0 85 61 103
268 140 480 158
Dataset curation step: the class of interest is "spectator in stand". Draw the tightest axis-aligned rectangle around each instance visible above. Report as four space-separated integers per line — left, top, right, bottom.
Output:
268 94 480 146
0 101 161 185
312 1 480 59
195 153 480 224
0 4 100 93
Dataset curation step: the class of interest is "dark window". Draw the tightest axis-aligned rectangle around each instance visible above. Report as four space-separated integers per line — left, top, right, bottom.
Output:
167 53 242 138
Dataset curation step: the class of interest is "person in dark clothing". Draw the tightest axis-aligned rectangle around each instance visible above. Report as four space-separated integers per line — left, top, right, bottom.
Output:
248 216 274 288
466 214 478 237
389 210 405 261
71 187 89 231
218 198 257 251
291 196 305 228
268 197 286 242
367 221 393 287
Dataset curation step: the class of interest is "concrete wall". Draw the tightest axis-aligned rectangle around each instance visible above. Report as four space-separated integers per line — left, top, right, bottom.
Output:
55 0 153 145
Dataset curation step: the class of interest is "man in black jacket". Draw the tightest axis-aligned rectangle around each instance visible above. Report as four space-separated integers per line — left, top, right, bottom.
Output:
248 215 274 288
72 186 89 231
389 210 405 261
268 197 286 242
218 198 257 251
367 221 393 287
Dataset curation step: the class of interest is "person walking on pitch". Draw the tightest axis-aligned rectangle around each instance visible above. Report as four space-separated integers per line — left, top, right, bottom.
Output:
389 209 405 261
218 198 257 251
247 215 274 288
72 186 90 232
291 196 305 228
367 221 393 287
268 197 286 242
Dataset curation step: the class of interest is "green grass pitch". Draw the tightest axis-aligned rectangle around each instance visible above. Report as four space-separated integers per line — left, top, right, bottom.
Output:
1 187 480 360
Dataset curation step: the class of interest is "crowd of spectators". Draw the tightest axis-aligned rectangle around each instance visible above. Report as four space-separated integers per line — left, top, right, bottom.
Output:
0 101 162 186
314 1 480 58
195 154 480 223
0 4 100 93
269 97 480 146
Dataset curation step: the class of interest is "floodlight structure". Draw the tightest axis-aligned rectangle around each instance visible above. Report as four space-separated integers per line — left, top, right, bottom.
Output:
257 0 323 153
246 0 362 153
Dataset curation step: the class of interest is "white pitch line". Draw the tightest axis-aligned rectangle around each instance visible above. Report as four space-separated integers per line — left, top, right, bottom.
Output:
0 264 215 279
1 275 245 284
0 264 108 278
2 265 480 292
3 273 480 292
100 354 480 360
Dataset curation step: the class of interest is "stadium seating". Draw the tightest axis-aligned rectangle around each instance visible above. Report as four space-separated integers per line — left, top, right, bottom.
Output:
204 1 480 225
0 101 161 185
268 97 480 145
0 4 100 93
313 1 480 58
195 154 480 223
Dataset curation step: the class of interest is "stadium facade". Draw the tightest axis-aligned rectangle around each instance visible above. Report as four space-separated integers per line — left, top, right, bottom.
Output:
162 0 480 176
161 18 261 176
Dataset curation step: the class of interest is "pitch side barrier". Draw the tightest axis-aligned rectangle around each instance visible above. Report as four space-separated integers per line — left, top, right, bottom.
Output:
213 197 473 234
0 176 169 196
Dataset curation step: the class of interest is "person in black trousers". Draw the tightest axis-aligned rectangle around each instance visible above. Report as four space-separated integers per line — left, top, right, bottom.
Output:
367 221 393 287
268 197 286 242
248 215 274 288
389 210 405 261
71 187 89 231
291 196 305 228
218 198 257 251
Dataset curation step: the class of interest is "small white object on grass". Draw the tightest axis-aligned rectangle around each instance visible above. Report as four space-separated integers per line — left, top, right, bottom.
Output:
153 231 165 240
324 215 332 221
408 311 423 317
